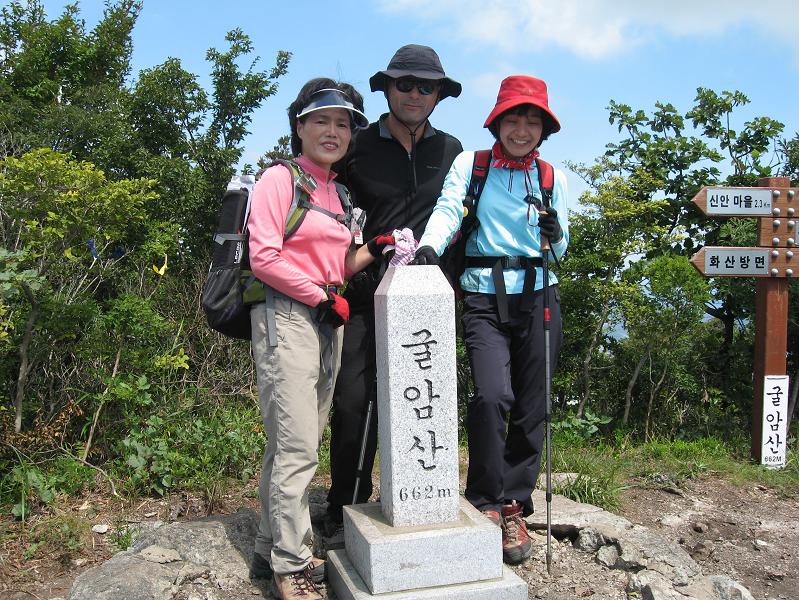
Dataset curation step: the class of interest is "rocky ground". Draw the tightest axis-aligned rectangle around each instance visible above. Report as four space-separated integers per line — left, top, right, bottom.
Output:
0 474 796 600
511 478 797 600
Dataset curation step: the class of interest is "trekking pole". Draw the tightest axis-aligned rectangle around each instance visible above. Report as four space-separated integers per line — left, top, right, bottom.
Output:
539 221 554 575
352 375 377 505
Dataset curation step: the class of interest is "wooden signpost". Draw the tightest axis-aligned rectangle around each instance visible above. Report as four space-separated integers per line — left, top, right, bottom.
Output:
691 177 794 469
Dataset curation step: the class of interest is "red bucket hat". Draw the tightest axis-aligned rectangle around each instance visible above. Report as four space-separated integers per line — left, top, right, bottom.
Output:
483 75 560 133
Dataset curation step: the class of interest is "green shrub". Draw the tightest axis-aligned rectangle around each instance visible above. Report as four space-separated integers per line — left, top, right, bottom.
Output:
552 409 612 445
117 404 262 495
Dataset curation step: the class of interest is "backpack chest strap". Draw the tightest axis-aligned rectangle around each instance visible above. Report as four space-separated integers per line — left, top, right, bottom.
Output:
296 197 350 224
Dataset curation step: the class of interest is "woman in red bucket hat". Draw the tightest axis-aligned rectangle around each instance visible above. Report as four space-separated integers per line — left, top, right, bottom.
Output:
412 75 568 565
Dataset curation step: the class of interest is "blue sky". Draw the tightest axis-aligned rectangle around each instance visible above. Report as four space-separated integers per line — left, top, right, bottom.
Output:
37 0 799 204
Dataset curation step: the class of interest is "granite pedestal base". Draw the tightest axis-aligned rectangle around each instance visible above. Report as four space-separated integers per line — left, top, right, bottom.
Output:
327 550 527 600
327 498 526 599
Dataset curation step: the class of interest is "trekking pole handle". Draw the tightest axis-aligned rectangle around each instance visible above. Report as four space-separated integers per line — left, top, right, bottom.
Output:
538 209 551 252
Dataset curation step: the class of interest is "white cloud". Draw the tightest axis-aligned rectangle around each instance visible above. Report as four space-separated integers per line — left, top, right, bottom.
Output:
469 65 515 100
379 0 799 61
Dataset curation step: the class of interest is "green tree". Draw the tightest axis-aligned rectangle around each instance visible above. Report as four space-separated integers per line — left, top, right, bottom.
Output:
590 89 786 411
126 31 290 251
0 0 291 255
0 0 139 158
618 254 710 436
0 148 159 432
559 168 669 416
0 1 291 506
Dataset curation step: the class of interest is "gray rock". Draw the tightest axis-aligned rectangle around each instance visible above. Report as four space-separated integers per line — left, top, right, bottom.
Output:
66 508 260 600
64 494 758 600
615 524 700 584
693 521 709 533
680 574 757 600
689 540 715 561
140 544 182 564
528 490 633 540
628 569 685 600
596 544 619 568
527 491 754 600
752 538 768 551
709 575 757 600
574 526 607 552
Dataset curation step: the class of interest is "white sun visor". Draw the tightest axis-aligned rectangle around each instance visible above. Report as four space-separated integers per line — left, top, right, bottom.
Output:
296 88 369 129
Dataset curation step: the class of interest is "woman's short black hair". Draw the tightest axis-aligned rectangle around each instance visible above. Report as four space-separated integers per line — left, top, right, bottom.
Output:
486 104 556 146
288 78 365 156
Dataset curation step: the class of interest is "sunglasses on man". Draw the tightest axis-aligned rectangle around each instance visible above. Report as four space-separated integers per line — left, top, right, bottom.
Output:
394 78 439 96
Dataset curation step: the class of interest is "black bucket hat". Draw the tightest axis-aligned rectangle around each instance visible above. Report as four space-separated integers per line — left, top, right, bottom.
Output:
369 44 462 100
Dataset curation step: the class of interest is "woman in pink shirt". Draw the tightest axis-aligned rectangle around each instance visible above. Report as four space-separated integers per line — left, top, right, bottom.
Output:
246 78 393 600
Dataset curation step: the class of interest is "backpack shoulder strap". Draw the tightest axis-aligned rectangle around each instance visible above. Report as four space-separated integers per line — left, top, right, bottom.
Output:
462 150 492 228
333 181 354 229
535 157 555 208
265 159 315 241
468 150 492 202
266 159 352 240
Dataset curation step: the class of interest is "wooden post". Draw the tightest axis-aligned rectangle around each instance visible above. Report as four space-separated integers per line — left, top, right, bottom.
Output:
751 176 790 461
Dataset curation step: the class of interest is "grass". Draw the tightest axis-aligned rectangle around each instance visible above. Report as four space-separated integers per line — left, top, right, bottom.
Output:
22 510 91 561
544 431 799 511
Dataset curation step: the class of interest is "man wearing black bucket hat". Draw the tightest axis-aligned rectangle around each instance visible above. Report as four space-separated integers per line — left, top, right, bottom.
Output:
324 45 463 531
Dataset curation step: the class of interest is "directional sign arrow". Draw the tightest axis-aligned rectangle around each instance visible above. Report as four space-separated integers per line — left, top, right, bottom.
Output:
690 247 798 277
691 186 797 217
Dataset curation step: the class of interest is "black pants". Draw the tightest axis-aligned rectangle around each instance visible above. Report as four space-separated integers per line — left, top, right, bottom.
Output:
327 308 378 511
462 288 562 515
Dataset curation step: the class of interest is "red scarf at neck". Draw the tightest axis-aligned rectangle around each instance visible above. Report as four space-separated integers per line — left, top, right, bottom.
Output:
491 141 539 170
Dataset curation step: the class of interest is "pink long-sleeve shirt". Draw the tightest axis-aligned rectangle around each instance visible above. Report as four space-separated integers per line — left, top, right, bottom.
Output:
247 155 353 307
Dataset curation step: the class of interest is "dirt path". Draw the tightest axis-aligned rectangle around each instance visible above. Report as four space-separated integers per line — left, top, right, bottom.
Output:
618 477 797 600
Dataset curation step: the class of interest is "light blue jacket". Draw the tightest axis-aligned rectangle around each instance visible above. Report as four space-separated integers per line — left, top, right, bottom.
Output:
418 150 569 294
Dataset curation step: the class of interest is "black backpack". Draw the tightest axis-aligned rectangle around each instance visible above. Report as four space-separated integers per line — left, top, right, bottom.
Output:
202 160 352 340
441 150 554 295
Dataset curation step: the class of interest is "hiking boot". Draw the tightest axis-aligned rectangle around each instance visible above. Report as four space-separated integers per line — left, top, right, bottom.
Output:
249 551 273 580
305 557 326 584
501 500 533 564
271 568 322 600
249 554 325 584
482 509 502 527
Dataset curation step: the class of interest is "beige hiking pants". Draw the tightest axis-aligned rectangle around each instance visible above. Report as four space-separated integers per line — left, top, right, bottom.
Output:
250 296 343 575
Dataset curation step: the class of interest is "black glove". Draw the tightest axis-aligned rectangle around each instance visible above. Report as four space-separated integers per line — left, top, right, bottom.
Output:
537 207 563 242
366 232 395 257
316 292 350 328
409 245 439 266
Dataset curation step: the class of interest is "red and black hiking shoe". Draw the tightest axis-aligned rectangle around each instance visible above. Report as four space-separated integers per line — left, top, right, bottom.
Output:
482 509 502 527
501 501 533 564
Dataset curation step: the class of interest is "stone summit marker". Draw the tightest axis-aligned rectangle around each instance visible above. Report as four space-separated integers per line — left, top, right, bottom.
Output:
374 264 459 527
328 265 526 599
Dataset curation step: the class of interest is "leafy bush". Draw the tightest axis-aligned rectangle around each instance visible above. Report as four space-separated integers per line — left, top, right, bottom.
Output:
117 405 262 496
552 409 612 444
